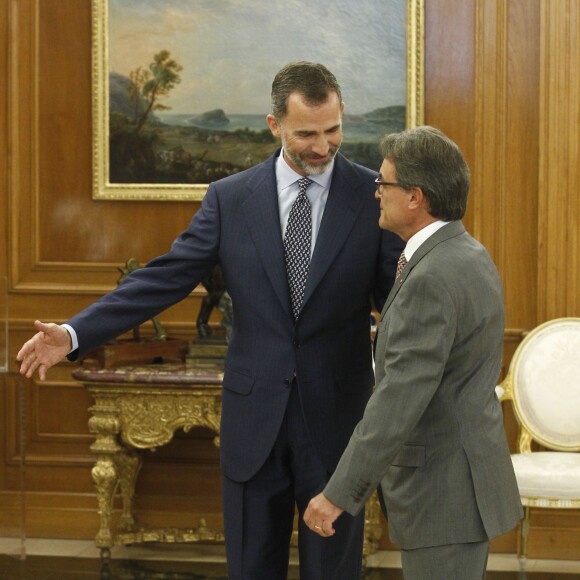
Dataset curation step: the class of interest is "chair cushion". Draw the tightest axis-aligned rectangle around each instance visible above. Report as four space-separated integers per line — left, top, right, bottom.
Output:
512 451 580 503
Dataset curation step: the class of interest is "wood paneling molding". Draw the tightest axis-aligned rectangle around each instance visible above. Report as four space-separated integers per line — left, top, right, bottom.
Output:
8 0 205 295
0 0 8 279
8 0 36 291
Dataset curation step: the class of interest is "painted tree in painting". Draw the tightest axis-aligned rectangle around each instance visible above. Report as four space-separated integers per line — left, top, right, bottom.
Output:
129 50 183 133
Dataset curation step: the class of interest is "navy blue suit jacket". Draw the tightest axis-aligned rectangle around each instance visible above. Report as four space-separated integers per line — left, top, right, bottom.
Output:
68 150 403 482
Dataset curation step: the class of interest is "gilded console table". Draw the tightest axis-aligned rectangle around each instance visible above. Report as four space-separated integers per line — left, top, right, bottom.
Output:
73 363 224 559
74 363 383 559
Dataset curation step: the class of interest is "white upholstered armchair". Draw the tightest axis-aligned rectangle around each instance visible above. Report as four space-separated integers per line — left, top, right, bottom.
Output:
497 318 580 566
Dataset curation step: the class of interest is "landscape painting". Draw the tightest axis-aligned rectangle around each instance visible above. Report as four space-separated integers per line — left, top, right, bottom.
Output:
92 0 424 201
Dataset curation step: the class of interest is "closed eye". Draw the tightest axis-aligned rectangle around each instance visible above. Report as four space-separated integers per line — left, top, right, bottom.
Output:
325 125 341 134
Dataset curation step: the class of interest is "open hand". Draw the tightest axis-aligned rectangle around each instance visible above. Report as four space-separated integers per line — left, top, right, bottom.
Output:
17 320 71 380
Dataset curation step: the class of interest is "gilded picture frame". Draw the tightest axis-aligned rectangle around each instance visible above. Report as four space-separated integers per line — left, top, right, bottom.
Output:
92 0 424 202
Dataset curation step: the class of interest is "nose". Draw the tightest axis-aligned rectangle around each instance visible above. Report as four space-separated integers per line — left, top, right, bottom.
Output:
311 134 331 156
374 188 382 200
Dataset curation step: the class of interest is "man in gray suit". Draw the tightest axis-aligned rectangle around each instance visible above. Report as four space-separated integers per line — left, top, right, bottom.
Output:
17 62 403 579
304 126 523 579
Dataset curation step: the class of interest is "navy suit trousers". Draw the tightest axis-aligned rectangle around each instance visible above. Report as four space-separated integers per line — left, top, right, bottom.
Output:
222 382 365 580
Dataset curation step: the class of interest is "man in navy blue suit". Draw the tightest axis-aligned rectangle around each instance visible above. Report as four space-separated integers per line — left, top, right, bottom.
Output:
18 62 403 579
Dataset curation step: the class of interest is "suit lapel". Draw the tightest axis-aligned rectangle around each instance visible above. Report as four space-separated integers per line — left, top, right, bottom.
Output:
241 152 369 320
380 221 466 320
241 152 292 317
302 154 364 308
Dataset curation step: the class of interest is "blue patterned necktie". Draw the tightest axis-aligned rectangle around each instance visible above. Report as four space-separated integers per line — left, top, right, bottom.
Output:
284 177 313 320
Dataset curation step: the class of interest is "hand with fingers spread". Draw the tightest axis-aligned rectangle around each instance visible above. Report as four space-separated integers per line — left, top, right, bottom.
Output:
16 320 72 380
304 492 343 537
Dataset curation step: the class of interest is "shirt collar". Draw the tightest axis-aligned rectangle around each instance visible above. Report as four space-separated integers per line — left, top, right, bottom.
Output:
276 149 334 191
404 220 450 261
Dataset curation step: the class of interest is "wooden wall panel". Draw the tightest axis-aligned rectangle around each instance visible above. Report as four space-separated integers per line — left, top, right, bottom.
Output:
1 0 579 560
472 0 507 263
424 0 476 213
473 0 541 332
538 0 580 320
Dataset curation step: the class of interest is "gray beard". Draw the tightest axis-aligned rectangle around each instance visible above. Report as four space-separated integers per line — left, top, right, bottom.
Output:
282 144 340 176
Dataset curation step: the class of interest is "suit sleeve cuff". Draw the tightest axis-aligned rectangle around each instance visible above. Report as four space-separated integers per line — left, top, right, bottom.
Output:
61 323 78 354
324 474 372 517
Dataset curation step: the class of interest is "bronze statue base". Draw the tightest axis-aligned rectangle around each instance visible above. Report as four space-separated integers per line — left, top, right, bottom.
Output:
186 332 228 369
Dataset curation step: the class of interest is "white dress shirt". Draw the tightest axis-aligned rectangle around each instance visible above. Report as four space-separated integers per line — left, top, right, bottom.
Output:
403 220 450 261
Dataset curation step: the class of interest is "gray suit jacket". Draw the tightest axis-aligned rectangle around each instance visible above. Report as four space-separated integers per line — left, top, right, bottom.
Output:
324 221 523 549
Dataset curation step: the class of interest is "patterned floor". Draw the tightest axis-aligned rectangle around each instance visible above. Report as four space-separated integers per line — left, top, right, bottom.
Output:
0 555 576 580
1 539 578 580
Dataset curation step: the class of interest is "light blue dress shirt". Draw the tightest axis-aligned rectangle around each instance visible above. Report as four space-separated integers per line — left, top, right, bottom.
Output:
275 150 333 258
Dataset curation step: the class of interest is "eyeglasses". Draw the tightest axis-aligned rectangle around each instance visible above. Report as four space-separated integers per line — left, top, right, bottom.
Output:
375 177 407 194
374 177 405 188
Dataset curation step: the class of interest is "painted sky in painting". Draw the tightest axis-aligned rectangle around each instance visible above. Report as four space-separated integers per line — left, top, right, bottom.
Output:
108 0 406 115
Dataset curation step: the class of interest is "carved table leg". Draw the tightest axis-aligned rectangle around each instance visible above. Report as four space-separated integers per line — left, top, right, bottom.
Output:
91 454 119 549
88 399 122 552
116 448 142 532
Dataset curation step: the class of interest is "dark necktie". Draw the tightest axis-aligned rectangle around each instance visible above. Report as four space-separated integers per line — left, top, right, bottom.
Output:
284 177 313 320
396 251 407 280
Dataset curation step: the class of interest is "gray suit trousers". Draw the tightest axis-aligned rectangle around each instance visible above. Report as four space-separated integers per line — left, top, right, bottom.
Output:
401 540 489 580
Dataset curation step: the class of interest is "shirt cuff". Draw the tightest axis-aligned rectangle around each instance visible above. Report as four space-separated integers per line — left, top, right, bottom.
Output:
61 324 78 354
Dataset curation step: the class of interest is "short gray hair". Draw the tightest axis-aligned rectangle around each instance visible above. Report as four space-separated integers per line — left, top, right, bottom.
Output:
379 126 470 221
271 61 342 120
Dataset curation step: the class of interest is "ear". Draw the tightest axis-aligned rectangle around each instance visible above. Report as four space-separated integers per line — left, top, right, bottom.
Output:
408 187 425 210
266 114 281 138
